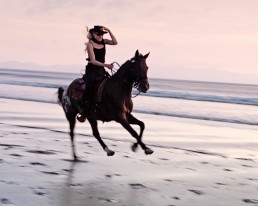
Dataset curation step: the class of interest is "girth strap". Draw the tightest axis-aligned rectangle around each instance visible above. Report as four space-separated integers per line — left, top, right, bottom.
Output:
96 78 108 102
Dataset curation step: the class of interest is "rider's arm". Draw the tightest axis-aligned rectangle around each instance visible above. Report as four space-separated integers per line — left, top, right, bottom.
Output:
102 26 118 45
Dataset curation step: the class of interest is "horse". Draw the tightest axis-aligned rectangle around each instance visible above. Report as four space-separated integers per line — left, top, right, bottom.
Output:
57 50 154 160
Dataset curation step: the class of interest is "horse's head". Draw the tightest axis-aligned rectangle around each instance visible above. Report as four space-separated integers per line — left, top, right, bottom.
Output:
130 50 150 93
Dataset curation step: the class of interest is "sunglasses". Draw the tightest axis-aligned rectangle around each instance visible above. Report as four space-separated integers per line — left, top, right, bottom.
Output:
95 32 103 36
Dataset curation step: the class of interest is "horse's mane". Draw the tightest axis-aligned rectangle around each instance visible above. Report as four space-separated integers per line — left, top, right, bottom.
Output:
111 53 145 78
111 60 131 78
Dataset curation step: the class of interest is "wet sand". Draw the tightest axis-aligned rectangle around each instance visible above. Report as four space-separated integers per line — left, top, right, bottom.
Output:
1 98 258 206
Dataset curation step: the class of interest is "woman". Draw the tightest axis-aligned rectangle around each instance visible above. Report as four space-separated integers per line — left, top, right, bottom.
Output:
84 25 117 99
78 25 118 122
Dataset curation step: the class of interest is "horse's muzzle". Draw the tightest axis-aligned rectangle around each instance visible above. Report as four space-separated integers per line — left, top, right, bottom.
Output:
138 79 150 93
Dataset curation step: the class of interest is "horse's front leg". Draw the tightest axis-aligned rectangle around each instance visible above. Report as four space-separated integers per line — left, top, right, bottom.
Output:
118 115 153 155
87 118 115 156
126 113 145 152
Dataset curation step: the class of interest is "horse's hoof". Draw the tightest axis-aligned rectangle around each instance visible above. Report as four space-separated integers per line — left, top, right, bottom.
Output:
131 143 138 152
145 148 154 155
107 150 115 156
73 156 79 162
105 148 115 156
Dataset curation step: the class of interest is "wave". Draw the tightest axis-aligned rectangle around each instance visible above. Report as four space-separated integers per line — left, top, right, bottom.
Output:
2 80 258 107
137 90 258 106
134 109 258 126
0 96 55 104
0 80 63 88
2 68 258 107
1 96 258 126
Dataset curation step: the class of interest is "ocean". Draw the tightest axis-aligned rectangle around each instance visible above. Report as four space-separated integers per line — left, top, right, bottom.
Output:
1 68 258 126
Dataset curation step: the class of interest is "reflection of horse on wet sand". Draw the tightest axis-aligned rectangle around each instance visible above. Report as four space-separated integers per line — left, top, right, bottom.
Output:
58 50 154 160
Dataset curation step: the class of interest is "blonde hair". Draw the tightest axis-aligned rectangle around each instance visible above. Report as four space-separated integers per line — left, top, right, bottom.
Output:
83 26 93 53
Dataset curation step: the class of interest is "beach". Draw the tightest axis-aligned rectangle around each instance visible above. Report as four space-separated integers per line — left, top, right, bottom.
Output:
1 98 258 206
2 1 258 205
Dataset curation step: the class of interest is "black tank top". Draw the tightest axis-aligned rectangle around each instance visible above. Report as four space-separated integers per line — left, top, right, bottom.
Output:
87 40 106 63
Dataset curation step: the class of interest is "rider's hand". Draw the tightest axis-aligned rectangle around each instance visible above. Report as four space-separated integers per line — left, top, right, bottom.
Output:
105 63 114 70
102 26 110 33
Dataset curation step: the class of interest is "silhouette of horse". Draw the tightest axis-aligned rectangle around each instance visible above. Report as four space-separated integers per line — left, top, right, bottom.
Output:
58 50 153 160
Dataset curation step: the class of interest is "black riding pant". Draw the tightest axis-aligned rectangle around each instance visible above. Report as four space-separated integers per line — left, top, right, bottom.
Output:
83 63 109 100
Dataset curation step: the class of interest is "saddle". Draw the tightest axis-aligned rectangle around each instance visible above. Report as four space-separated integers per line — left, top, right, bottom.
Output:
67 78 108 103
67 78 86 101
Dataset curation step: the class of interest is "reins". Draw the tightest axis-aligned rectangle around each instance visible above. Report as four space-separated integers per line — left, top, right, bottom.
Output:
110 60 142 98
131 90 141 98
110 61 121 75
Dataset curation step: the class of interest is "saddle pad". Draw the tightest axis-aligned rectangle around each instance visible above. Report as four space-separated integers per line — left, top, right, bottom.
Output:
67 78 86 101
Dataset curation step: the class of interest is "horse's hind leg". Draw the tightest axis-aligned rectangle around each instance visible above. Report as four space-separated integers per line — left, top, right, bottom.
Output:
126 113 145 152
87 118 115 156
66 112 78 161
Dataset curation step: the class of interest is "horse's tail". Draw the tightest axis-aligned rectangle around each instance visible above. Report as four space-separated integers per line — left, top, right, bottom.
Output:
57 87 64 105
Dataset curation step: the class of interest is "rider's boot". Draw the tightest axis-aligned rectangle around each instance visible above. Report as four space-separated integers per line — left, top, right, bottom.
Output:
76 89 94 122
76 100 86 123
77 113 86 122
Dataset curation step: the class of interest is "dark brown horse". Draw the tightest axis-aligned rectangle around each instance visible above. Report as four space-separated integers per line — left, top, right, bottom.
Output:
57 50 153 160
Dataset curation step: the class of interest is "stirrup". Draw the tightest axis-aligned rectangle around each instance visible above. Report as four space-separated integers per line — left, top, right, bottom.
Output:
77 114 86 122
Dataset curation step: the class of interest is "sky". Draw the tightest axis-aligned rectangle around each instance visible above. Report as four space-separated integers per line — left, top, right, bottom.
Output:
1 0 258 83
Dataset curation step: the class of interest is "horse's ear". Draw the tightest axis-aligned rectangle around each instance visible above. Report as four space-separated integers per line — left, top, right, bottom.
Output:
144 52 150 59
135 50 139 58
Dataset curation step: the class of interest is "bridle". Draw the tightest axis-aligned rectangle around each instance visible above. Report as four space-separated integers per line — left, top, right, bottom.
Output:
111 59 148 97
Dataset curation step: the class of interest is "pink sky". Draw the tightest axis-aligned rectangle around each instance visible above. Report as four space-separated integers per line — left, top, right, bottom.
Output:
1 0 258 82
